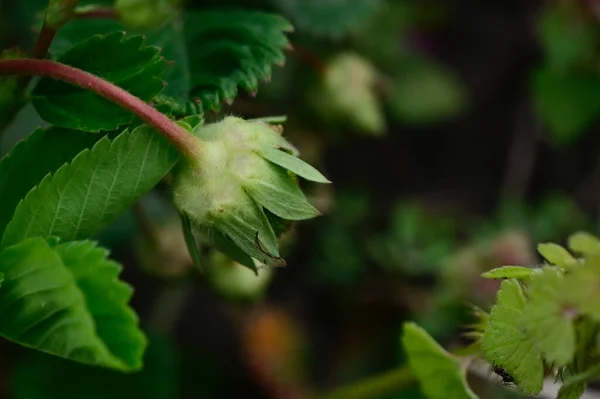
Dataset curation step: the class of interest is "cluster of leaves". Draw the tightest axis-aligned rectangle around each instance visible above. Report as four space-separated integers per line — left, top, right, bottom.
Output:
0 1 308 372
478 232 600 398
533 0 600 144
402 231 600 399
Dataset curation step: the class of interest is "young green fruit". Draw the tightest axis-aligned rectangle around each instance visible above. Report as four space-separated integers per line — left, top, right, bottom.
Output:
173 116 330 268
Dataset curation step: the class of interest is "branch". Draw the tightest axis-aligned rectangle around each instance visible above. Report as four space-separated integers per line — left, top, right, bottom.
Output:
314 366 415 399
0 58 198 157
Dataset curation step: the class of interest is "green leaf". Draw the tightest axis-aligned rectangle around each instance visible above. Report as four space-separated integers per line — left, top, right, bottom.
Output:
563 259 600 322
184 9 292 112
568 231 600 256
558 382 586 399
537 2 596 70
482 280 544 395
212 195 283 267
12 333 177 399
245 162 320 221
537 242 577 268
0 127 103 239
481 266 535 280
33 32 167 132
259 146 330 183
51 18 125 56
0 237 146 371
533 67 600 144
402 322 478 399
145 17 191 99
1 125 179 247
520 267 575 366
269 0 380 38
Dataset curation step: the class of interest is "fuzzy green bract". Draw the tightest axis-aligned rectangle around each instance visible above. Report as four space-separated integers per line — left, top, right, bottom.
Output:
1 125 179 248
0 238 146 371
173 116 329 269
184 10 292 113
33 32 167 132
402 322 478 399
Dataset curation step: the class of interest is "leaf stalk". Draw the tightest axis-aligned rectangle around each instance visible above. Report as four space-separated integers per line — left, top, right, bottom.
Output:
313 366 415 399
0 58 199 157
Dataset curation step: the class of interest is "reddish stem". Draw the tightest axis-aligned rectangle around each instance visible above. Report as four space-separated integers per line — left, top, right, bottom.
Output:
0 59 197 157
289 43 326 75
33 23 57 59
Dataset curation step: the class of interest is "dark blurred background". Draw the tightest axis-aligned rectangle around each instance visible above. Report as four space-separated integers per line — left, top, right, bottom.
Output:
1 0 599 398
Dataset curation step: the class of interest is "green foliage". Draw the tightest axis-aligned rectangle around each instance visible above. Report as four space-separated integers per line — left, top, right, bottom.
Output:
259 146 330 183
0 127 101 239
532 68 600 144
537 2 596 71
474 231 600 396
402 322 477 399
481 280 544 395
568 232 600 256
33 33 167 132
269 0 380 37
533 2 600 145
146 18 191 99
1 125 178 247
184 10 292 112
12 333 177 399
0 237 146 371
0 0 334 379
521 267 576 366
369 202 456 275
537 242 577 268
481 266 534 280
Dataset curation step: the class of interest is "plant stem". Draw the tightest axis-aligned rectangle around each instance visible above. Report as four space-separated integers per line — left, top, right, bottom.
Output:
290 42 326 75
0 58 198 157
314 366 415 399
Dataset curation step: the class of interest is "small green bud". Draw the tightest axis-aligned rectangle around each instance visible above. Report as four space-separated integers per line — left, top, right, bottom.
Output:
311 52 385 135
173 117 330 268
206 252 273 301
116 0 180 29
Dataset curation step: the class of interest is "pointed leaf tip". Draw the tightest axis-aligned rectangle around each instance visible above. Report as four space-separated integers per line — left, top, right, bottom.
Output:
260 146 331 184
